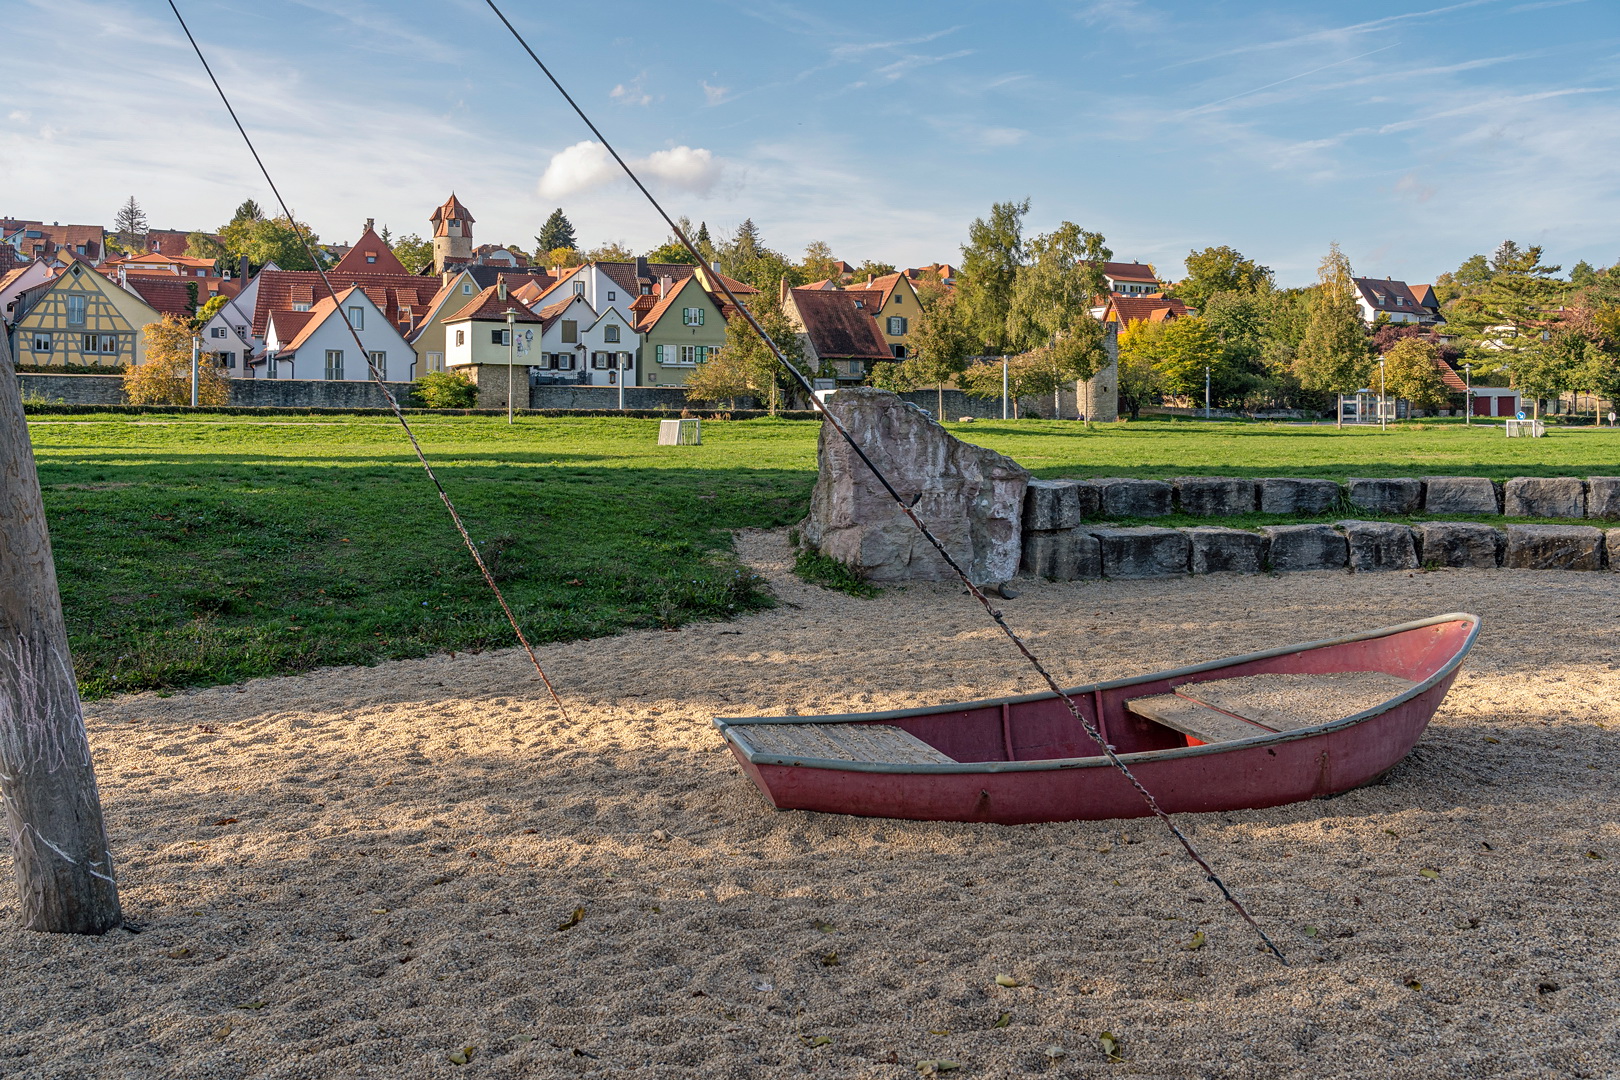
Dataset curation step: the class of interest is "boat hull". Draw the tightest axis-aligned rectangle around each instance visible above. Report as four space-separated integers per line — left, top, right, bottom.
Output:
716 614 1478 824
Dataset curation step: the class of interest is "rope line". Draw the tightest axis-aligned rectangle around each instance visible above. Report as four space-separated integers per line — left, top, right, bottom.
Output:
167 1 570 721
477 0 1285 963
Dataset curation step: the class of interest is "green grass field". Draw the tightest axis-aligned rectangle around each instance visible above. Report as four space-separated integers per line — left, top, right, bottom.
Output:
28 412 1620 698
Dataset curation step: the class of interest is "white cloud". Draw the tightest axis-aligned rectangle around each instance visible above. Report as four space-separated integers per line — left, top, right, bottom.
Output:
610 75 652 107
702 81 732 106
537 142 723 199
7 110 29 123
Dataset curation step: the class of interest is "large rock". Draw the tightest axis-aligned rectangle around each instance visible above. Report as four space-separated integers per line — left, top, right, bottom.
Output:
1186 527 1267 574
1024 479 1083 531
1589 478 1620 520
1422 476 1499 515
1077 477 1172 518
1257 477 1342 516
1175 477 1256 517
1504 524 1604 570
802 388 1030 583
1608 529 1620 570
1417 522 1503 569
1021 530 1100 580
1337 520 1419 572
1088 526 1189 578
1346 477 1422 515
1503 477 1585 518
1262 524 1348 572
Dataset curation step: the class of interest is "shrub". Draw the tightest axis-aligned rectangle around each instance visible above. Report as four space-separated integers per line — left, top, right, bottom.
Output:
415 370 479 408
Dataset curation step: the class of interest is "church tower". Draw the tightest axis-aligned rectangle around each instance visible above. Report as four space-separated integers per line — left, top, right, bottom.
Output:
430 193 475 274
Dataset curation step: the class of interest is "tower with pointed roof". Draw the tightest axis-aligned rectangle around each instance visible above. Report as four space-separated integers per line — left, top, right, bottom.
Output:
430 194 475 274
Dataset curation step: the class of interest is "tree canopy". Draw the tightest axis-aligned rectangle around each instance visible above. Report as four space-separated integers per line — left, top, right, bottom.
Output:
112 197 147 255
955 198 1029 354
534 209 577 255
1172 246 1272 312
1295 243 1371 392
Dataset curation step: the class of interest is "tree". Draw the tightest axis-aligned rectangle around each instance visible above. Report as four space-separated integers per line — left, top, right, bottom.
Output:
687 297 804 411
541 247 582 270
534 208 577 255
1150 316 1225 400
383 233 431 273
956 199 1029 355
583 241 635 262
955 353 1064 418
413 370 479 408
850 259 896 281
185 232 226 263
1201 290 1273 404
1445 241 1568 385
800 240 839 283
644 240 698 264
1172 246 1273 313
1003 221 1111 418
0 327 123 934
124 317 229 406
1380 338 1450 413
194 294 228 328
219 209 323 273
716 219 799 294
1570 260 1601 287
1115 320 1165 420
1295 243 1371 393
870 292 974 418
111 196 147 255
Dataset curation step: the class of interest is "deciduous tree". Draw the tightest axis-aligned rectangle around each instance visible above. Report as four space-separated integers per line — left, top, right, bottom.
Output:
1115 320 1164 420
124 317 229 406
1379 338 1450 412
956 198 1029 354
870 292 973 418
389 233 434 273
1295 243 1372 393
686 297 804 412
1171 246 1272 313
799 240 840 283
584 241 636 262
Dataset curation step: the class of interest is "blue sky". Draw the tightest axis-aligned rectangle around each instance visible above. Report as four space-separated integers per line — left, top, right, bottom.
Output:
3 0 1618 286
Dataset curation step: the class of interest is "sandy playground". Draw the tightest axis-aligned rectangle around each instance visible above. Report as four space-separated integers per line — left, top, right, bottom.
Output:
1 528 1617 1079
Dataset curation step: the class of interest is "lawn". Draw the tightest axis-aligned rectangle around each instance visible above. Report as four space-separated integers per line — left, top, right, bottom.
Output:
26 412 1620 698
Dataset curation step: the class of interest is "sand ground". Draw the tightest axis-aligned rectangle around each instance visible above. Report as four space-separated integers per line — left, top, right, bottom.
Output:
1 528 1617 1079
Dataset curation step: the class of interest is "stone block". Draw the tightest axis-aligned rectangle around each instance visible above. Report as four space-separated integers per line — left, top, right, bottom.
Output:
1261 524 1348 572
1023 479 1083 531
1608 529 1620 570
1088 526 1189 578
802 388 1029 584
1020 530 1100 580
1417 522 1503 569
1257 477 1342 516
1587 477 1620 519
1504 524 1605 570
1078 477 1172 518
1502 476 1586 518
1185 527 1268 574
1175 477 1257 517
1422 476 1500 516
1346 477 1422 515
1336 520 1419 572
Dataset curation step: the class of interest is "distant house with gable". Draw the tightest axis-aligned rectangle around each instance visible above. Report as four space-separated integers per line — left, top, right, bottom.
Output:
10 255 160 368
1100 294 1191 329
262 284 414 382
784 286 893 384
1352 277 1439 326
636 274 727 387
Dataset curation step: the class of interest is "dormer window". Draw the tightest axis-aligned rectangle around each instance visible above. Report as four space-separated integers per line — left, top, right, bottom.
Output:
462 282 473 294
366 253 376 263
292 301 311 312
573 281 585 295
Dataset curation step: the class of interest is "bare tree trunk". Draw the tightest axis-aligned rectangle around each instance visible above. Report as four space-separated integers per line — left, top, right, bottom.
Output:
0 329 122 934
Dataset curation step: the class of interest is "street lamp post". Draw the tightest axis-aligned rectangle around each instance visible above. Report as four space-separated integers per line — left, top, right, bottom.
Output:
505 309 516 425
190 335 200 408
1001 355 1009 420
1379 357 1387 432
1464 363 1471 426
1204 364 1211 420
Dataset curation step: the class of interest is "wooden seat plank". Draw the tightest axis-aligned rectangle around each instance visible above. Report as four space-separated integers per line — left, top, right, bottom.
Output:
1175 671 1416 732
1125 694 1276 744
736 722 956 765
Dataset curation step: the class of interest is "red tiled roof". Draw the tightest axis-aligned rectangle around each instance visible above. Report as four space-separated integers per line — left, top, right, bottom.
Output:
1353 277 1426 317
791 287 891 360
429 194 475 238
636 275 698 333
1104 295 1190 326
535 294 593 332
1411 283 1437 309
145 229 216 257
123 276 202 319
1099 261 1159 284
1435 357 1468 392
447 284 546 323
279 289 354 356
332 228 409 276
251 269 443 338
267 308 316 348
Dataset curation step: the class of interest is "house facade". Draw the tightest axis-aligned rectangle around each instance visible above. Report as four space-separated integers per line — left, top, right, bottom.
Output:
636 275 727 387
10 258 159 368
1352 277 1437 325
785 286 893 384
442 282 547 407
262 286 413 382
196 266 271 377
854 272 922 357
0 259 55 327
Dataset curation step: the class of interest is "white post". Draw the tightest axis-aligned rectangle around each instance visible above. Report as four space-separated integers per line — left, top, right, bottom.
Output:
1464 364 1471 426
1204 364 1210 419
506 310 515 426
190 336 199 408
618 354 625 411
1379 359 1387 432
1001 355 1008 420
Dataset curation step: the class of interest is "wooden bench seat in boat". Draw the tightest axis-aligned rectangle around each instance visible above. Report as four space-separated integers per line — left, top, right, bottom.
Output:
734 723 956 765
1127 671 1418 745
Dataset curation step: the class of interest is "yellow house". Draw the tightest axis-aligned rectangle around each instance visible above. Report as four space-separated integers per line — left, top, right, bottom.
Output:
406 268 482 374
11 257 160 368
852 272 920 357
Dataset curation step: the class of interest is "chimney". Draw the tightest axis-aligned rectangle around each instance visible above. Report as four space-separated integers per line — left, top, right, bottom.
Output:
660 274 671 294
239 255 250 280
497 279 507 301
365 217 375 234
635 255 649 280
779 278 789 306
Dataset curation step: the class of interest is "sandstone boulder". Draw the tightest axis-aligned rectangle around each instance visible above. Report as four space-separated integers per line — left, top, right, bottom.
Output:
1175 477 1257 517
1504 524 1604 570
1346 477 1422 515
1503 476 1585 518
802 388 1029 583
1609 529 1620 570
1021 530 1100 581
1261 524 1348 572
1024 479 1084 531
1417 522 1503 569
1257 477 1342 516
1336 520 1419 572
1088 526 1189 578
1077 477 1172 518
1186 527 1268 574
1589 478 1620 520
1422 476 1499 516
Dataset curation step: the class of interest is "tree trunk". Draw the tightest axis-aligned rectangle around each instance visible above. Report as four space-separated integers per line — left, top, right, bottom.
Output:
0 329 122 934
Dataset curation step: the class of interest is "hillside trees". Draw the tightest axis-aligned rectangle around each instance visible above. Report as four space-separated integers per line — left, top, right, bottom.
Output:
1172 245 1272 312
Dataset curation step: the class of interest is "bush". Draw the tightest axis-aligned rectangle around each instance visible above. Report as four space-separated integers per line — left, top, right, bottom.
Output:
415 370 479 408
125 317 229 405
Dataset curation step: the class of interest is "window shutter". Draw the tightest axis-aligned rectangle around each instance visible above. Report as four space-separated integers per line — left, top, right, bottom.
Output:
696 308 704 325
655 344 664 363
491 329 503 344
695 346 706 363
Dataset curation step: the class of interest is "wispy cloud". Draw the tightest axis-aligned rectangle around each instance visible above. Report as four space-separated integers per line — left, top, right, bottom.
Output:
610 74 653 107
701 81 733 106
1177 44 1401 116
1073 0 1160 31
1163 0 1500 70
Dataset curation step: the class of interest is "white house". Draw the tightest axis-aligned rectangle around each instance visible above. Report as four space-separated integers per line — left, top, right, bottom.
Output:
197 262 276 377
0 258 55 327
1352 277 1438 326
442 281 546 371
262 285 415 382
522 292 638 386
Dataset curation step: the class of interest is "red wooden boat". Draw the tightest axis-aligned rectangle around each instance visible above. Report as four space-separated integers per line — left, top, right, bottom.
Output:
714 613 1479 824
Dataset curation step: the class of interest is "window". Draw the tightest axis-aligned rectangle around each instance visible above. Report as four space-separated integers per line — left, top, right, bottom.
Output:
365 253 376 263
292 301 311 312
556 351 575 371
325 350 344 380
572 281 585 295
368 350 387 379
894 292 903 304
31 333 51 353
892 344 907 358
679 344 697 364
235 325 247 337
592 351 610 370
220 351 237 368
211 326 226 339
347 306 364 330
682 306 704 326
81 334 118 356
852 299 864 309
603 324 620 343
607 290 616 301
462 282 474 295
427 351 444 373
617 350 632 370
646 372 657 384
66 294 86 326
561 320 578 343
491 328 510 345
887 316 907 335
455 329 465 347
640 284 651 295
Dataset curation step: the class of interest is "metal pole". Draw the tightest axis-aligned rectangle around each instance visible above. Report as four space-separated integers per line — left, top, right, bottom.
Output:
1464 364 1471 426
190 335 199 407
618 353 625 411
1001 355 1008 420
1379 359 1386 432
1204 364 1210 419
506 310 515 425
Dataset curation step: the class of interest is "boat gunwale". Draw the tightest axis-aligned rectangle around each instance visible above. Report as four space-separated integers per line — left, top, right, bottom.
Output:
712 612 1480 776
